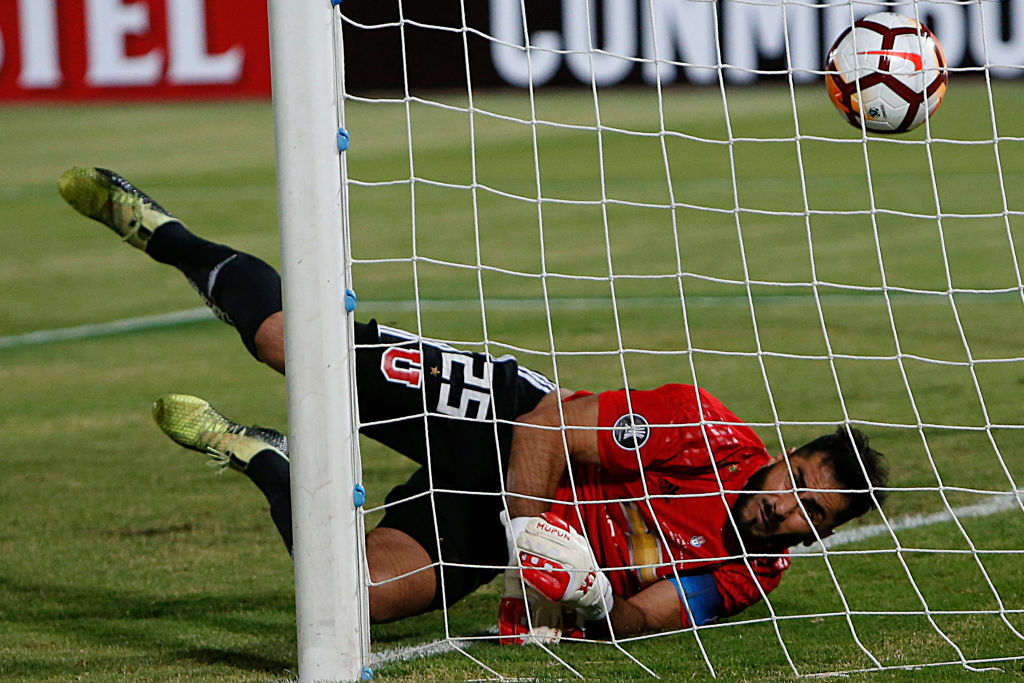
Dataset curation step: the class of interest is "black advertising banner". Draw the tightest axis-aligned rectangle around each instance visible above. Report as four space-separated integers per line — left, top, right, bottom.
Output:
338 0 1023 95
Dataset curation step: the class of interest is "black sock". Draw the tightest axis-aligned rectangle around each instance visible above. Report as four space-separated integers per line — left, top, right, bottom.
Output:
146 221 236 290
244 450 293 554
210 254 283 359
146 222 283 359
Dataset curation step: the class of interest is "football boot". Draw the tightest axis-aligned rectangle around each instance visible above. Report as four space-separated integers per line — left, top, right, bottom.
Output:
152 393 288 473
58 166 178 250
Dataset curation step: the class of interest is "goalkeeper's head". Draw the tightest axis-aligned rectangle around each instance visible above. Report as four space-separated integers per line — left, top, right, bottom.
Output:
733 427 888 549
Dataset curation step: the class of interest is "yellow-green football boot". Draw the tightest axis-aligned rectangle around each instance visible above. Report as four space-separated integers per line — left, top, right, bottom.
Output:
152 394 288 473
58 167 178 250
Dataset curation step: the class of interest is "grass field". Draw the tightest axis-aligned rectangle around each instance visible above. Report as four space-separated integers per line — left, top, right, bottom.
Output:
2 78 1024 681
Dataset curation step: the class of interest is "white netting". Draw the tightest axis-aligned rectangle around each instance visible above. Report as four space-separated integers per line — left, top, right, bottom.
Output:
331 0 1024 678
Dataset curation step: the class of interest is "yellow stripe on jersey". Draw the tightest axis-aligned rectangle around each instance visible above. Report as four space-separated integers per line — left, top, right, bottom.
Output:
622 502 661 585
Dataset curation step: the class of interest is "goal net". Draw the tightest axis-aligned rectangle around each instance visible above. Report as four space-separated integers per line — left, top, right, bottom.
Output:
274 0 1024 679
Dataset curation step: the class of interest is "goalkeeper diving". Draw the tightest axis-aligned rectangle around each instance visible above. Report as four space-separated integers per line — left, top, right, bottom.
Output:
58 167 890 642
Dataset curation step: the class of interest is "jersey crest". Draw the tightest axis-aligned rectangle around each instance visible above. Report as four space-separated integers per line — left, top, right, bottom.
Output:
612 413 650 450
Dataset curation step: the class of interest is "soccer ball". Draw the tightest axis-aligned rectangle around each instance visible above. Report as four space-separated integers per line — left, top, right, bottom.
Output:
825 12 948 133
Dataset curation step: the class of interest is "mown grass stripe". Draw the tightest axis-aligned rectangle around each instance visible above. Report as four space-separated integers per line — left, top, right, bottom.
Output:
3 291 1011 351
795 489 1024 554
0 308 217 350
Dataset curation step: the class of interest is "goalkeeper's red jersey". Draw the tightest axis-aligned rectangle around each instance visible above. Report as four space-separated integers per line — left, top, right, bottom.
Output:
548 383 791 620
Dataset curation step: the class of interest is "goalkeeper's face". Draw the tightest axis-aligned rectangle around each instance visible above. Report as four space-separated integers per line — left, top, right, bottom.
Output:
733 451 850 548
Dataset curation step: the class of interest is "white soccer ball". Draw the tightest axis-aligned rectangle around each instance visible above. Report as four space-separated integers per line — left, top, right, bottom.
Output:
825 12 948 133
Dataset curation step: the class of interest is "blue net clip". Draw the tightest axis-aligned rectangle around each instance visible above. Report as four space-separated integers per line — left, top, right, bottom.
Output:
337 127 350 152
353 484 366 508
331 0 343 6
345 288 357 312
361 666 374 680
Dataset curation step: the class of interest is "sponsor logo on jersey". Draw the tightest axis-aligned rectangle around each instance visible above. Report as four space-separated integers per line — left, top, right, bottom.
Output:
612 413 650 450
659 479 681 496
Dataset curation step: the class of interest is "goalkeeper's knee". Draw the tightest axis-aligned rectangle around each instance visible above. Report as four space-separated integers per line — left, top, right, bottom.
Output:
209 253 284 360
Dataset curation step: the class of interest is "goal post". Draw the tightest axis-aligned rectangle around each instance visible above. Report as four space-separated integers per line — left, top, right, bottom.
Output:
267 0 367 681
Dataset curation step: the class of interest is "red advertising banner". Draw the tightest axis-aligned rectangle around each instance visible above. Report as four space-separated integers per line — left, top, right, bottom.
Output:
0 0 271 101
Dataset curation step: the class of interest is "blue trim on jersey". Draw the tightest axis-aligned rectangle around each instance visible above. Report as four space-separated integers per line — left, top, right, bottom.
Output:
667 573 723 626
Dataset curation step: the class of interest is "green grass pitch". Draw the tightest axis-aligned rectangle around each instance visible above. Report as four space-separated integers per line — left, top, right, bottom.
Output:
1 79 1024 681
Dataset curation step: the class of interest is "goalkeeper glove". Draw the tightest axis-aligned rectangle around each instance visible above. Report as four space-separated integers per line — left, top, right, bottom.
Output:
497 569 584 645
515 512 614 621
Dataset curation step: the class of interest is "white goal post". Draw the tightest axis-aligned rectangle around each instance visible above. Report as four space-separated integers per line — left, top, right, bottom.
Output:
268 0 367 681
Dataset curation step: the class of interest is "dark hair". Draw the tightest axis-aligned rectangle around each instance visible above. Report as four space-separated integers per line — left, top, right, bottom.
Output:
795 427 889 526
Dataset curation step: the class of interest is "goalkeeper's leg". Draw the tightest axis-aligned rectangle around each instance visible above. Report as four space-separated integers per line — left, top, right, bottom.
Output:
58 167 285 372
152 392 440 622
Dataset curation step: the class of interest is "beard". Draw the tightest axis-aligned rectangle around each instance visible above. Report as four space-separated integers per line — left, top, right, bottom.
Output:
731 465 771 546
731 465 815 550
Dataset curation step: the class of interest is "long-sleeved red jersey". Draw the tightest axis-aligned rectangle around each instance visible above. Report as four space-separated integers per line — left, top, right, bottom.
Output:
550 384 791 624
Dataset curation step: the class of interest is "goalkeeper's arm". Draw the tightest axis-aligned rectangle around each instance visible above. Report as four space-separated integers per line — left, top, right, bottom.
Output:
515 512 721 636
595 571 725 636
594 579 695 637
505 389 601 518
504 391 726 637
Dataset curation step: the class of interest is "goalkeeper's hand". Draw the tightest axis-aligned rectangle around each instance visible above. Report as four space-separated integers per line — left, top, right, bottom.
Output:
515 512 614 621
497 569 584 645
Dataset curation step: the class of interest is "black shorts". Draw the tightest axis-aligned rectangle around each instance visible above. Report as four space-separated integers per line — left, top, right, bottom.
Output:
353 321 556 609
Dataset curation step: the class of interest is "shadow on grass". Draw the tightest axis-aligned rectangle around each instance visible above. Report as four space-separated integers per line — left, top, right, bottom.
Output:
0 572 296 677
188 647 294 673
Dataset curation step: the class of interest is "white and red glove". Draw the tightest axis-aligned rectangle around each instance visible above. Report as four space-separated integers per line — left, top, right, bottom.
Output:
514 512 614 622
499 511 584 645
497 569 584 645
